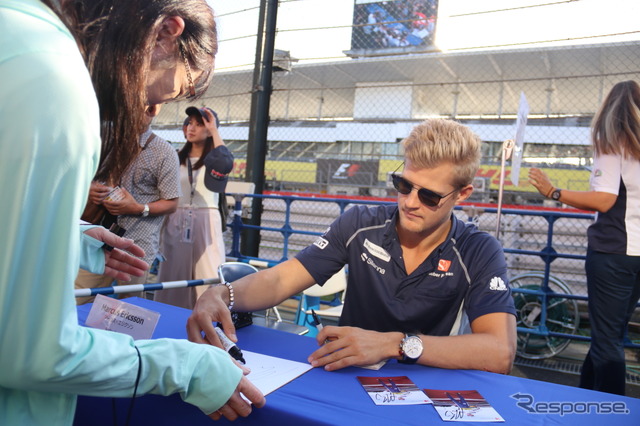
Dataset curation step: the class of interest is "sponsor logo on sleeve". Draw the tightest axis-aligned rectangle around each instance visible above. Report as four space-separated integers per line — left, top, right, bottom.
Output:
363 239 391 262
313 237 329 250
489 276 507 291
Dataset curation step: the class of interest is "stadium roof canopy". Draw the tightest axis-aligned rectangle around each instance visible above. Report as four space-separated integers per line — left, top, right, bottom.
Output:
157 41 640 126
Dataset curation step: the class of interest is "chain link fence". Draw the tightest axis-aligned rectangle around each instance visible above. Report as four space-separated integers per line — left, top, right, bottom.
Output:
152 1 640 324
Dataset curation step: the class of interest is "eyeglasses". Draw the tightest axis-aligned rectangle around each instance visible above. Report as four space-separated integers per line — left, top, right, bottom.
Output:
391 173 459 207
178 44 196 100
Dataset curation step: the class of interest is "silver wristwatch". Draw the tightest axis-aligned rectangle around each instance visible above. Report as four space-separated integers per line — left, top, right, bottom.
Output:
141 203 150 217
399 333 423 364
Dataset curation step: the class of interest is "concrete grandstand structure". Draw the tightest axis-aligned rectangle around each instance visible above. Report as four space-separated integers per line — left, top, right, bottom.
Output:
154 41 640 202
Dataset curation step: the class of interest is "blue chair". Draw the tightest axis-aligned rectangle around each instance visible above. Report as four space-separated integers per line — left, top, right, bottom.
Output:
295 267 347 337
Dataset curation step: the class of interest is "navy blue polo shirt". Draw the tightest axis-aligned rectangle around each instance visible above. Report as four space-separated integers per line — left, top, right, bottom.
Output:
296 205 516 336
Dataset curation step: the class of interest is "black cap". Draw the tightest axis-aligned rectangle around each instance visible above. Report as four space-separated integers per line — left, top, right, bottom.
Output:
185 106 219 128
203 145 234 192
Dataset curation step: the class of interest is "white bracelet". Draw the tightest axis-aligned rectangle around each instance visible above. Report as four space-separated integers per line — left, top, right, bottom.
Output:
222 281 234 311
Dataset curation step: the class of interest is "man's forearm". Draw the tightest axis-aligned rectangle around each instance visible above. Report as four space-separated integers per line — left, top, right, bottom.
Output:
146 198 178 216
225 259 316 313
416 332 515 374
229 268 295 312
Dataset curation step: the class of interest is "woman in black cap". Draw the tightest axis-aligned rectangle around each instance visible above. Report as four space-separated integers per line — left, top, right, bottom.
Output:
155 106 234 309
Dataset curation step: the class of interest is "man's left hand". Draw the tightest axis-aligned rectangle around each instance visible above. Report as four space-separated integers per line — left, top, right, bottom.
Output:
307 326 399 371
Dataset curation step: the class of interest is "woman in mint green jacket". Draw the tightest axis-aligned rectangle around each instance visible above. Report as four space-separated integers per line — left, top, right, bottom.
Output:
0 1 264 424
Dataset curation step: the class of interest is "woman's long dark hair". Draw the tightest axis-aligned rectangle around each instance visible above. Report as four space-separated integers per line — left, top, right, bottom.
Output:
591 80 640 160
178 114 213 169
42 0 217 183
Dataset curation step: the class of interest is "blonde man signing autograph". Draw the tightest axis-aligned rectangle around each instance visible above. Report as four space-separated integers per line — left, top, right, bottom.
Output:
188 119 517 377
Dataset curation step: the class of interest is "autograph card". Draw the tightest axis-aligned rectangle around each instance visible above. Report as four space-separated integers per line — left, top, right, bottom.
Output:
357 376 432 406
423 389 504 422
103 186 125 202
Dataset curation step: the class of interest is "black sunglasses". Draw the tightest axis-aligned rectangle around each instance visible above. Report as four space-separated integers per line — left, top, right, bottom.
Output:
391 173 458 207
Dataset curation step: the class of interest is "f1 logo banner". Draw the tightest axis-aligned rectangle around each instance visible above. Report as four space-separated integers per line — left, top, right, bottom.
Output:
317 159 380 186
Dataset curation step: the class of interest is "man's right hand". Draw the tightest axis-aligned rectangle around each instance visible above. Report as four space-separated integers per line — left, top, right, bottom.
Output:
187 285 239 346
207 376 265 421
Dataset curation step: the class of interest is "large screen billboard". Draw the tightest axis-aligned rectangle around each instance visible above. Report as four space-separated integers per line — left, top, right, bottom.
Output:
349 0 438 56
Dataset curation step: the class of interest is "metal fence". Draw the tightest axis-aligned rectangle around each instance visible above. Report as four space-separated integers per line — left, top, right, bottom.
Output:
223 193 640 360
150 2 640 358
153 2 640 209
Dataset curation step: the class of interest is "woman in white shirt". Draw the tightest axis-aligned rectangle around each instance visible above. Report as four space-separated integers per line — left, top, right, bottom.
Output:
156 107 233 309
529 80 640 396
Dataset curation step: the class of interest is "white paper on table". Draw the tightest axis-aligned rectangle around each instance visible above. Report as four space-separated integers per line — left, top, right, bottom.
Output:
358 359 387 370
242 351 313 397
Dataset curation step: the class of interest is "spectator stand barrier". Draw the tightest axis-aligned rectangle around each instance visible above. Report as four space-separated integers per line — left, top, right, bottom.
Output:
225 193 640 359
73 278 220 299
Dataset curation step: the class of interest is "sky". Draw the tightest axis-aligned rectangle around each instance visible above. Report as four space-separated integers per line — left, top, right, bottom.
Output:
207 0 640 72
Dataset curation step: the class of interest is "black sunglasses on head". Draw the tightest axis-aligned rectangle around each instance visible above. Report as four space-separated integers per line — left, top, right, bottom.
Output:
391 173 458 207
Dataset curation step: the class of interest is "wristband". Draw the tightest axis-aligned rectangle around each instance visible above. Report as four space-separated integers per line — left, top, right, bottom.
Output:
222 281 234 311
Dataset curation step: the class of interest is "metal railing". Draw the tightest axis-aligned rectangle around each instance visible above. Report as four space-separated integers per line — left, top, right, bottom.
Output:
74 278 219 298
226 192 640 359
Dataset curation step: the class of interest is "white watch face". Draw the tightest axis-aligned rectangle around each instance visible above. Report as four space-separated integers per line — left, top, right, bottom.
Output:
403 336 423 358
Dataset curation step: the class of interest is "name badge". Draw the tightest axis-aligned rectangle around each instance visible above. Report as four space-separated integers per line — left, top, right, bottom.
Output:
181 209 194 243
85 294 160 340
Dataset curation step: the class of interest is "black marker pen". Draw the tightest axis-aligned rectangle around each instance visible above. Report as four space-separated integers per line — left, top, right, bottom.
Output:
214 325 245 364
312 310 332 344
311 309 323 331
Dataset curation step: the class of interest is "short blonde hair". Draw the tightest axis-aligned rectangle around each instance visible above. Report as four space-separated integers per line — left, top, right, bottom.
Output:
401 119 482 187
